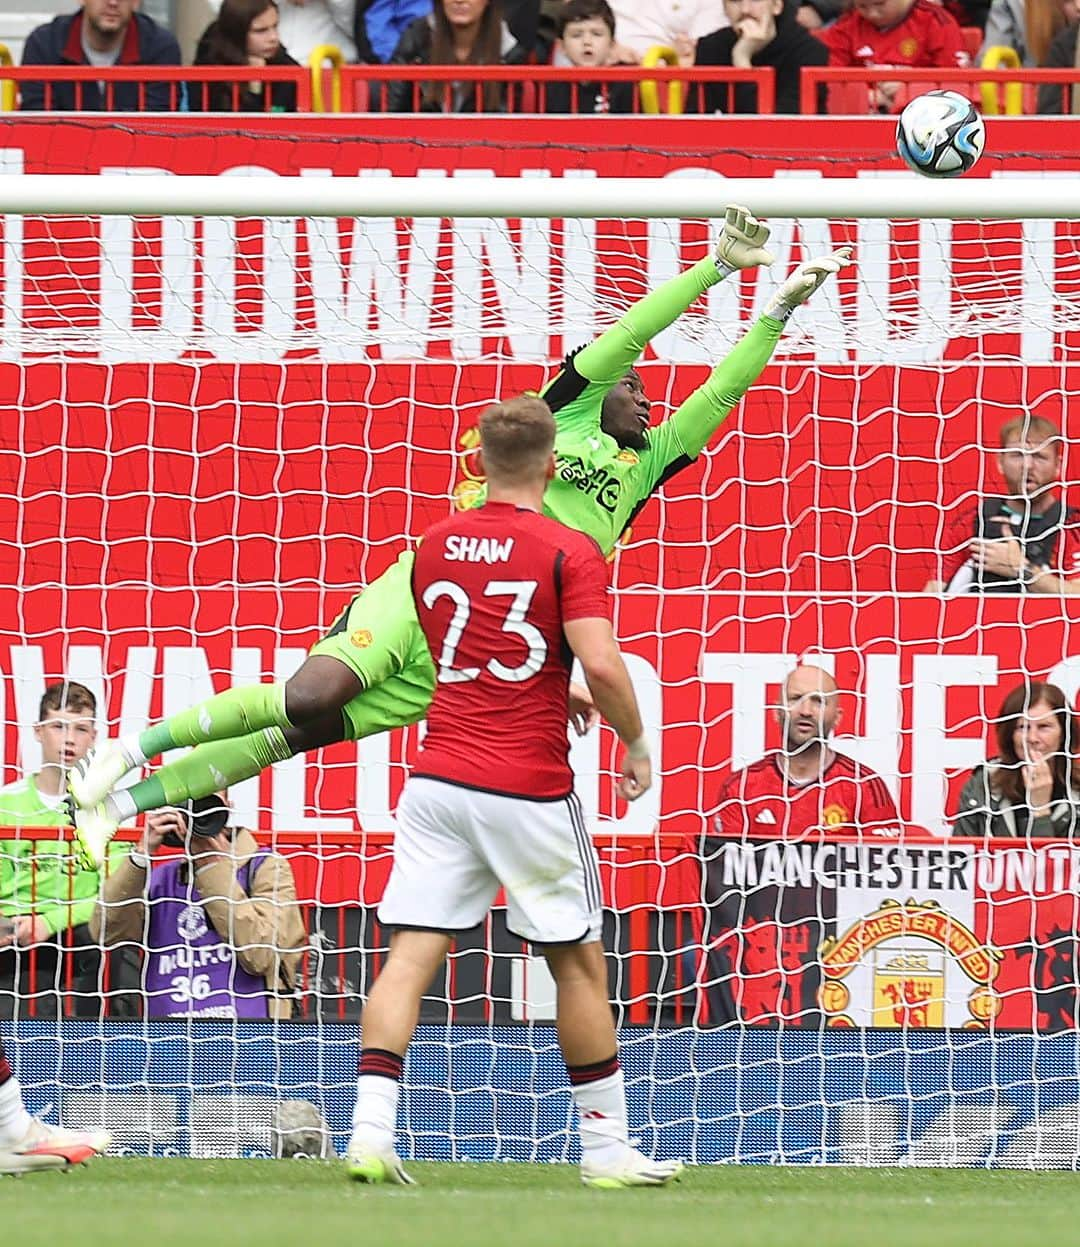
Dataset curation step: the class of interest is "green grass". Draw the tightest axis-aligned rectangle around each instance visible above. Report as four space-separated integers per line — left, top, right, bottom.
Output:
3 1159 1079 1247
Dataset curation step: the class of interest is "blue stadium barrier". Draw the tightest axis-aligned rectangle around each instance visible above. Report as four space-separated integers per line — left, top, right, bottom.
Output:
8 1021 1080 1166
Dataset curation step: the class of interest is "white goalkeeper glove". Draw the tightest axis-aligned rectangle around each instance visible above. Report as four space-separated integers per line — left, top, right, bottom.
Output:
764 246 854 321
715 204 775 274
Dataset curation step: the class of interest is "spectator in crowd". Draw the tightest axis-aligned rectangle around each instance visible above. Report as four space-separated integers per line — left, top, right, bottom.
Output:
795 0 846 32
1037 0 1080 112
983 0 1074 68
355 0 435 61
692 0 828 113
91 793 305 1019
193 0 301 112
711 664 899 839
924 414 1080 594
543 0 633 112
387 0 532 112
606 0 720 64
0 681 119 1020
821 0 971 113
277 0 358 62
19 0 182 112
951 682 1080 839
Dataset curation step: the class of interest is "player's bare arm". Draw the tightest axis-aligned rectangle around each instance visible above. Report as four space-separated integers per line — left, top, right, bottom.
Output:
563 615 651 801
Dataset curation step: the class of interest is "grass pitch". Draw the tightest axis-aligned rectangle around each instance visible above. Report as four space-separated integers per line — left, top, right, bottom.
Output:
3 1159 1077 1247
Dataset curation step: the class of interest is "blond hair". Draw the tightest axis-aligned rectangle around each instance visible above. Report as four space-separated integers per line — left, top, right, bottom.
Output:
999 413 1062 450
479 396 556 482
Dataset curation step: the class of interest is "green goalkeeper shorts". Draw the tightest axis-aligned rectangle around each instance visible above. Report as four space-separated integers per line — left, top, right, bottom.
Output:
308 552 436 742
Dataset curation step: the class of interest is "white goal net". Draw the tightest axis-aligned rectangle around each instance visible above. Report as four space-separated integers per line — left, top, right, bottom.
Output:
3 115 1080 1165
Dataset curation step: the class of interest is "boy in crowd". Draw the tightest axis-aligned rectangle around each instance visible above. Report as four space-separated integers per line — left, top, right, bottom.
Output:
545 0 633 113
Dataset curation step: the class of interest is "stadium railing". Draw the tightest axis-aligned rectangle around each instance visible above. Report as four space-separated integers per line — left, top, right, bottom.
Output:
0 63 777 116
799 64 1080 116
0 64 311 112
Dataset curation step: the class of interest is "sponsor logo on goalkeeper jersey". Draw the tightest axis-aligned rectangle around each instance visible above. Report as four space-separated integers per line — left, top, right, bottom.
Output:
556 456 621 513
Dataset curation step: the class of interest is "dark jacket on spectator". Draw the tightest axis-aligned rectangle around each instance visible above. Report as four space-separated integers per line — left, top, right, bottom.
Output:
19 11 181 112
1038 22 1080 115
191 25 301 113
357 0 549 61
951 761 1080 839
693 15 828 114
541 78 633 113
386 14 530 112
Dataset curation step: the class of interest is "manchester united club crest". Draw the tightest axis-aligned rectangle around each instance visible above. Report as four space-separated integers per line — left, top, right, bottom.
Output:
177 904 208 942
818 898 1002 1028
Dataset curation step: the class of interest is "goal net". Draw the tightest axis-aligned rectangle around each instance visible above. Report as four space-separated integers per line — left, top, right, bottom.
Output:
3 114 1080 1166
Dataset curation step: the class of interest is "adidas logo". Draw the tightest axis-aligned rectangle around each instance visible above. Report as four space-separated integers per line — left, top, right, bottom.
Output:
755 809 777 825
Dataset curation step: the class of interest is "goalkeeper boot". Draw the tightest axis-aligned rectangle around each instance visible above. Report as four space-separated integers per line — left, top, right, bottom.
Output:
580 1144 684 1190
72 801 121 871
345 1133 415 1185
69 741 138 810
0 1119 111 1175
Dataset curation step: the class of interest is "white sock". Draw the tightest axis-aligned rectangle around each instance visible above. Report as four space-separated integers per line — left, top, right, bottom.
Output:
120 734 148 768
571 1069 629 1161
350 1075 399 1146
107 789 137 823
0 1076 32 1146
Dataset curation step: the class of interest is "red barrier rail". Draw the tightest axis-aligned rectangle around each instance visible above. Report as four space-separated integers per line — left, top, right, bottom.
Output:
337 64 776 115
799 65 1080 116
0 65 310 113
0 63 775 116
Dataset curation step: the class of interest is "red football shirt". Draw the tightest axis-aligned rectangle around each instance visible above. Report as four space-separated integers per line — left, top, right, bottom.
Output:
823 0 970 69
713 751 899 839
412 501 610 799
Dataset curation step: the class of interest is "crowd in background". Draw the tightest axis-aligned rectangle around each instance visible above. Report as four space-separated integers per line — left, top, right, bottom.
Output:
9 0 1080 115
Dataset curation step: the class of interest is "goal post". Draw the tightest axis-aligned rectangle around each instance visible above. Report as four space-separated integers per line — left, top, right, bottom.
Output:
5 147 1080 1168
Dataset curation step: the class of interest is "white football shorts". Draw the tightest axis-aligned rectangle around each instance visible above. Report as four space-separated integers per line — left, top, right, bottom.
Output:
378 776 603 944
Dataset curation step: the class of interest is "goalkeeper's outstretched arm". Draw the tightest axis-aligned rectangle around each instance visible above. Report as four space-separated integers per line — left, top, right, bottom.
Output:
667 248 854 461
570 205 775 388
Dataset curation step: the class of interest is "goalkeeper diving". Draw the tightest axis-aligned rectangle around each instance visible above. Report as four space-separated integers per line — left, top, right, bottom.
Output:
70 207 852 865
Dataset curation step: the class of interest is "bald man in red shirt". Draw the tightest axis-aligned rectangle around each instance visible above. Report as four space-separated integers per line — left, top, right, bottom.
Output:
821 0 970 112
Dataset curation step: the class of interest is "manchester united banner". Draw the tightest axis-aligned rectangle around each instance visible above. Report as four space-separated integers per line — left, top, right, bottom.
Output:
699 835 1080 1032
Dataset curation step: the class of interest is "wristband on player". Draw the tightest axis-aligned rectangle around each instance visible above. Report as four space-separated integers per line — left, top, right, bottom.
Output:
129 849 150 870
714 258 737 281
625 734 650 761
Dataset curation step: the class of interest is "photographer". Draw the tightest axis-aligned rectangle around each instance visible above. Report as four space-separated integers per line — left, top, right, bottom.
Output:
90 794 305 1019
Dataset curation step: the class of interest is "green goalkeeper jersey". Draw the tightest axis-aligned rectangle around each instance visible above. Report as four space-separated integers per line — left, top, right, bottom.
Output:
468 258 784 555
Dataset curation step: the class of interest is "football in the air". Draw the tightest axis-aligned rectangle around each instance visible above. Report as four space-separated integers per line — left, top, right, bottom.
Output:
895 90 985 178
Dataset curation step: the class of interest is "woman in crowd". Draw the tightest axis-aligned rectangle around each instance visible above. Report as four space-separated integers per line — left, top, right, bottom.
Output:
387 0 532 112
194 0 301 112
952 681 1080 838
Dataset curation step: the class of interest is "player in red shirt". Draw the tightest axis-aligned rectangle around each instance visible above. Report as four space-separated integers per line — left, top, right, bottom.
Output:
345 396 680 1190
712 664 899 839
925 414 1080 595
821 0 970 112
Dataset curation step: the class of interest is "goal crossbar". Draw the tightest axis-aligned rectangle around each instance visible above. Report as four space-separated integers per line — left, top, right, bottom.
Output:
1 174 1077 219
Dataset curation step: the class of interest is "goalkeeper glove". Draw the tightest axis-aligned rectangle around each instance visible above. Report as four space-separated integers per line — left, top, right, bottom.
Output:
764 246 854 321
714 204 775 274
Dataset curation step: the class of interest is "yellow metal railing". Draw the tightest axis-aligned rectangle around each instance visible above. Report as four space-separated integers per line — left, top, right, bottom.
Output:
980 45 1023 114
309 43 344 112
641 45 684 115
0 44 15 113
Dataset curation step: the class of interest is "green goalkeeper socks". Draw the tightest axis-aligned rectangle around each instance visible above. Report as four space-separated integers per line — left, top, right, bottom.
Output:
110 727 295 818
134 683 291 764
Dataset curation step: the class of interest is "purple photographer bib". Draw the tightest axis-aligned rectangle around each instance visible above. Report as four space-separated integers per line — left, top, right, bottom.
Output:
143 854 270 1019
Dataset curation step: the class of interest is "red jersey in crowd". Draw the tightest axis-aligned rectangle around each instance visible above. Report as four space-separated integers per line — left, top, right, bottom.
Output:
713 751 899 839
822 0 970 69
411 501 610 800
936 496 1080 590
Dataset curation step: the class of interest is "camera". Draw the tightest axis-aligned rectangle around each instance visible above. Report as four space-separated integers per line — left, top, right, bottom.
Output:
160 794 231 848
